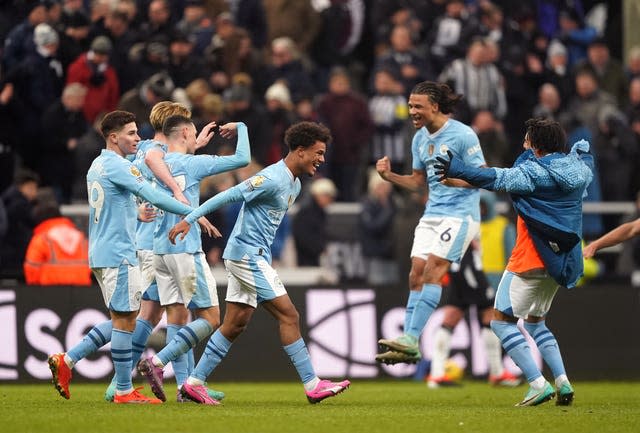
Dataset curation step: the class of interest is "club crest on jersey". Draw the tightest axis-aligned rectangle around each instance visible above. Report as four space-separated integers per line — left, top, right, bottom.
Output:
440 144 449 155
130 166 141 177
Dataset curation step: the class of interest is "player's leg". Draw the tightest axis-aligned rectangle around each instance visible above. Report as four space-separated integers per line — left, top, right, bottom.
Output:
521 280 573 405
480 306 520 386
107 264 161 404
182 301 253 404
262 294 350 404
48 319 112 399
428 305 464 388
140 253 218 401
491 271 554 406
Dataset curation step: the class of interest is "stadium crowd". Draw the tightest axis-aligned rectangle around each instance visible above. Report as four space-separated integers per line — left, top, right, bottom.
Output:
1 0 639 281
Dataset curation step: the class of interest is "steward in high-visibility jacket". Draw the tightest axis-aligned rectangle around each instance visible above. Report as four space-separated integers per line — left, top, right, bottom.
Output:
23 216 92 286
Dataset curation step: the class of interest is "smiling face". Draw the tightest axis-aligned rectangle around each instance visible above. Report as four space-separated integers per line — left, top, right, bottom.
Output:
408 93 438 130
295 141 326 178
110 121 140 156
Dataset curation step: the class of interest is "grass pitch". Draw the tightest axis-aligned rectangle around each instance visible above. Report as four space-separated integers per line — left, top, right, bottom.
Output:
1 380 638 433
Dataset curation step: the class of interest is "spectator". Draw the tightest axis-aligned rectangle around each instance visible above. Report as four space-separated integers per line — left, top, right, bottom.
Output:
627 45 640 80
2 22 64 170
533 82 562 120
175 0 214 56
317 67 373 201
66 35 119 123
439 39 507 120
118 71 176 138
264 81 296 166
292 178 337 266
576 37 628 106
167 30 208 88
231 0 267 50
556 8 597 68
373 24 429 95
41 82 88 204
262 36 315 102
102 9 138 92
138 0 173 42
2 0 48 71
472 110 510 167
263 0 321 53
73 113 104 201
544 39 573 101
425 0 477 76
367 68 409 173
223 83 272 166
56 10 91 70
23 192 92 286
359 170 397 285
0 170 40 279
479 191 515 289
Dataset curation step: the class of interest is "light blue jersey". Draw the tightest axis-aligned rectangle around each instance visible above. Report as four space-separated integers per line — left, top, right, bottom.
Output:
87 149 194 268
153 153 223 254
185 160 299 264
412 119 485 221
132 139 166 251
87 150 149 268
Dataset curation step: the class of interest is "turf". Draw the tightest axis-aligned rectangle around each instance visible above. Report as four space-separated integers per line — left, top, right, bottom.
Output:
1 381 638 433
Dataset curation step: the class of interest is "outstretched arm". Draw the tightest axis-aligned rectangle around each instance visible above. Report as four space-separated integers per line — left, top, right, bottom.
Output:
583 218 640 258
136 182 193 216
169 186 244 243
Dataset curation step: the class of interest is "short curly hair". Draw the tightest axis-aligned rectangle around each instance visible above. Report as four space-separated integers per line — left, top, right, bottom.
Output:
525 117 566 154
284 122 332 151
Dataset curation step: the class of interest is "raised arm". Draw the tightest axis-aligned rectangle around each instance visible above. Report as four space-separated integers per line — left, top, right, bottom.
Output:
145 148 189 204
211 122 251 172
136 182 193 216
583 218 640 258
376 156 426 192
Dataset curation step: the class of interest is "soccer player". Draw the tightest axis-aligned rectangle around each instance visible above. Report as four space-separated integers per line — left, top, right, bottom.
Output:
434 117 594 406
48 110 194 403
583 219 640 258
137 115 250 402
374 81 486 365
103 101 224 402
166 121 350 405
427 240 521 388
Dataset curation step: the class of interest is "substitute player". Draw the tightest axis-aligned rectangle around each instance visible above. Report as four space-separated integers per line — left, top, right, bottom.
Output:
137 115 250 403
375 81 486 364
427 240 521 388
47 111 194 403
165 121 350 405
435 117 594 406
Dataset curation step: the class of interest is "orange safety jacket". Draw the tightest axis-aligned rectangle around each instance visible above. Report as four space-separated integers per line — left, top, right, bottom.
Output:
23 217 92 286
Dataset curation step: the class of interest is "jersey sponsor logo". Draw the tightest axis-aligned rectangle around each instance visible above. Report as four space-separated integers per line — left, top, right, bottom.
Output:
467 144 482 156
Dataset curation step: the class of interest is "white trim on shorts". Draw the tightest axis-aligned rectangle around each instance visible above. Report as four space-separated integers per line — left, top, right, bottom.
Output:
224 256 287 308
92 263 143 312
410 216 479 262
154 252 219 309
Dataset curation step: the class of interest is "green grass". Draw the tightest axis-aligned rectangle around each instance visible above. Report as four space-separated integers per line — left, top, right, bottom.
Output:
1 381 639 433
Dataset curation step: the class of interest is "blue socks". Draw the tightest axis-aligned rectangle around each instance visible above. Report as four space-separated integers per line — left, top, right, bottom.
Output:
524 321 566 379
130 318 153 370
167 324 190 386
406 284 441 338
157 318 213 366
491 320 541 383
191 329 232 382
283 338 316 384
67 320 112 364
111 329 133 391
403 291 420 333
